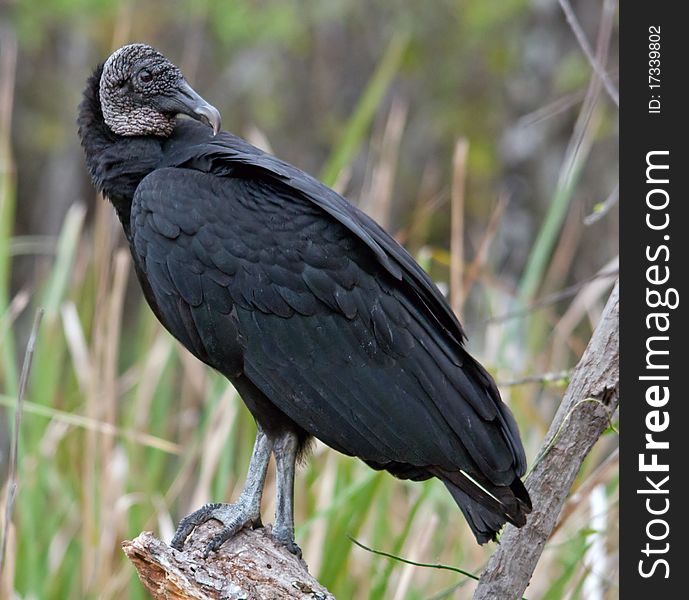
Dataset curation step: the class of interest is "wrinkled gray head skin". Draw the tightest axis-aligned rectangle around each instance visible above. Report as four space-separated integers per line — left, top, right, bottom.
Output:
99 43 221 137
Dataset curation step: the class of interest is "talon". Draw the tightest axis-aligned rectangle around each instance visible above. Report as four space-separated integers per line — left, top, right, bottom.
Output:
289 541 303 559
204 527 233 557
171 502 220 550
272 526 301 558
171 501 261 553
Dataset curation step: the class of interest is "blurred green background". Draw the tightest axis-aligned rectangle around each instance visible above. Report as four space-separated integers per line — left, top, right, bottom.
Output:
0 1 618 598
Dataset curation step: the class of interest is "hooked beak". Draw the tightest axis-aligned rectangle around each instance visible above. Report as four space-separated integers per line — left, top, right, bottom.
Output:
168 80 222 135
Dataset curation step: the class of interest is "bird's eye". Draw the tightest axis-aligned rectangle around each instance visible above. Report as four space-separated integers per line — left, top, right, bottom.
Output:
138 69 153 84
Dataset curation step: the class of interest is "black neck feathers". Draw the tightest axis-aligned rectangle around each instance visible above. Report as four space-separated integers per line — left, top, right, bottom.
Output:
77 64 116 192
77 63 163 232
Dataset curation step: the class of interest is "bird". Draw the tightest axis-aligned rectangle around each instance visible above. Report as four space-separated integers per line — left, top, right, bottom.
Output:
78 43 531 557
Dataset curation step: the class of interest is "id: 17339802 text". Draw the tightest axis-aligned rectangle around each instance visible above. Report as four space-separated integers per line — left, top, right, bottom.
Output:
648 26 661 114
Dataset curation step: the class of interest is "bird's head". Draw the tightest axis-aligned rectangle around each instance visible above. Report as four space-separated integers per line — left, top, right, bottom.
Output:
98 43 221 137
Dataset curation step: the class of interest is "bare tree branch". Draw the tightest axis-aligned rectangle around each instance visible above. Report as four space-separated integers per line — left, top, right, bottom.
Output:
473 280 619 600
122 523 335 600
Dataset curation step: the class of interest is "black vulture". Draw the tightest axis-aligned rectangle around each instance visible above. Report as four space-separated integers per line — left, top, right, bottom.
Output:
77 44 531 556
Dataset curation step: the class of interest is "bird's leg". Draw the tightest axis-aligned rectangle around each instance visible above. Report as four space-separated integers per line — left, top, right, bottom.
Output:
272 430 301 557
171 426 272 555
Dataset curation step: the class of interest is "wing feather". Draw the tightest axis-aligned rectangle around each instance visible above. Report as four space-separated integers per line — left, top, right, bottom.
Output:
130 147 526 488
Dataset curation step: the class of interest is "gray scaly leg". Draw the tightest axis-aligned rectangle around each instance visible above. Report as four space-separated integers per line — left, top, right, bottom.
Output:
171 426 273 556
272 430 301 557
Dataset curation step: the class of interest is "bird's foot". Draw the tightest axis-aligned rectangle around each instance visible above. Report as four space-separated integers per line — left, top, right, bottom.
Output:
272 524 302 559
171 501 261 557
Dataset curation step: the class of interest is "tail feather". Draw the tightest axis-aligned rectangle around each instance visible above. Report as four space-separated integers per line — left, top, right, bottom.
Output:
438 469 532 544
367 460 532 545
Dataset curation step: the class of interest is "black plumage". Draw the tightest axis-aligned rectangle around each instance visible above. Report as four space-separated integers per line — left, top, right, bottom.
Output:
78 44 531 551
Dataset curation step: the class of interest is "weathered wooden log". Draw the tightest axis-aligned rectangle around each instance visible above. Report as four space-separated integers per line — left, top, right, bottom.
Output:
122 522 335 600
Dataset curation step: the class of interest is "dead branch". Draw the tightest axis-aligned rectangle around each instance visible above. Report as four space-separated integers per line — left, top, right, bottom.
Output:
473 280 619 600
122 522 335 600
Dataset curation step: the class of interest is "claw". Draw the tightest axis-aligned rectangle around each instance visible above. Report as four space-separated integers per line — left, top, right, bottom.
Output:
171 501 261 553
171 502 220 550
287 540 303 559
272 525 302 558
204 526 234 558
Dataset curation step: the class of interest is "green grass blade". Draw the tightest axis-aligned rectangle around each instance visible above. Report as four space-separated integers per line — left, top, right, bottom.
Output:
0 143 18 395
